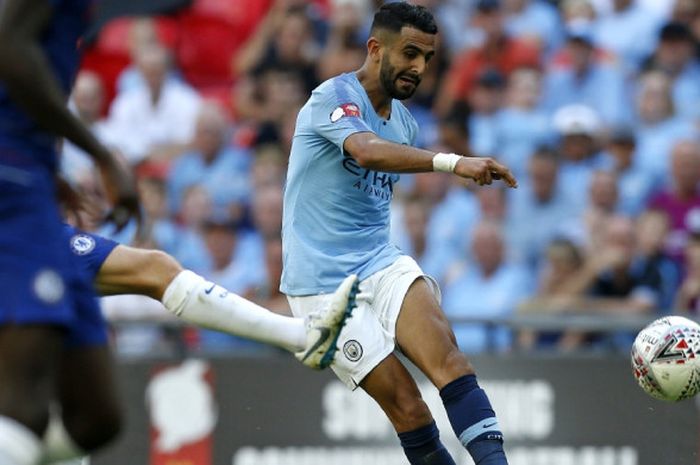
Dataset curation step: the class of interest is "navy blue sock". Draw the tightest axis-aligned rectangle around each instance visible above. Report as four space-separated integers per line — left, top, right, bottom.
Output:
397 421 456 465
439 374 508 465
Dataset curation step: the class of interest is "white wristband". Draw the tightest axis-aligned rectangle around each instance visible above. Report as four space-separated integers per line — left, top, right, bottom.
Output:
432 152 462 173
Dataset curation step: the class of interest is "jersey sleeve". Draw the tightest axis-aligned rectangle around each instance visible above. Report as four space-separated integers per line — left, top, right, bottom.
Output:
309 80 374 151
63 224 119 280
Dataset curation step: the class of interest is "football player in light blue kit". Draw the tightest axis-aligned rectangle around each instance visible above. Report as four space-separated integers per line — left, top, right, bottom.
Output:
0 1 141 464
282 3 517 465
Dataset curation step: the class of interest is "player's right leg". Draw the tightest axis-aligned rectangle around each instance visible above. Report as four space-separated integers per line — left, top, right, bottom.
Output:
95 244 357 367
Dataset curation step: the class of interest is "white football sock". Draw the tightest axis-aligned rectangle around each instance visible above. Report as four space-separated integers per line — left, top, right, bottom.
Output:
161 270 305 352
0 415 42 465
40 409 85 464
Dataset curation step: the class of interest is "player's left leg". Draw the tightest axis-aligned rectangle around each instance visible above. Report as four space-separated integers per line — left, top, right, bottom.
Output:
396 278 508 465
41 345 122 463
0 326 63 465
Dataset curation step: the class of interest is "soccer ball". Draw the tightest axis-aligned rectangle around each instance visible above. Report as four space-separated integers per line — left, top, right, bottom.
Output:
631 316 700 402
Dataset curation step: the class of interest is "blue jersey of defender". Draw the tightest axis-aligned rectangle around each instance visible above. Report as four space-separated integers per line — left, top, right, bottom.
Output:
0 0 93 172
281 72 418 295
64 224 119 280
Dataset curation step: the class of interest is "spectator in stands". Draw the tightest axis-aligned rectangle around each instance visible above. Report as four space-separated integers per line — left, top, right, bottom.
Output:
467 69 507 157
193 213 266 351
61 71 111 183
243 184 286 300
565 170 621 253
560 0 597 25
503 0 563 55
442 221 533 353
426 181 508 284
643 22 700 120
395 195 431 265
552 216 664 348
492 67 551 178
173 185 214 271
137 175 180 255
647 139 700 263
234 3 319 92
168 102 251 214
517 237 586 351
250 144 288 190
592 0 663 72
675 232 700 313
552 104 606 206
105 43 201 165
251 184 284 242
421 177 479 285
506 147 578 268
600 126 658 216
316 0 368 81
437 0 541 114
117 17 180 93
635 209 680 309
248 237 291 316
435 105 471 156
633 71 698 184
542 20 630 125
234 64 307 145
669 0 700 56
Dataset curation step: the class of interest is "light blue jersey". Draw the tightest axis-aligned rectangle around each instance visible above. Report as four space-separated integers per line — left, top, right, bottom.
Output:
281 72 418 295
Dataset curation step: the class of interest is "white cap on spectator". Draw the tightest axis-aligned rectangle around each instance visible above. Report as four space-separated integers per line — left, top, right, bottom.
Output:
552 104 601 136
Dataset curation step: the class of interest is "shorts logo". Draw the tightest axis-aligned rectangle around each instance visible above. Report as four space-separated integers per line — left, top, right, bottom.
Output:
330 103 361 123
33 269 65 304
70 234 96 256
343 340 363 362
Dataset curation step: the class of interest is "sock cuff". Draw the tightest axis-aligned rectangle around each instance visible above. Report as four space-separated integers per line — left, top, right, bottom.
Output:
439 374 479 403
398 421 440 449
161 270 206 316
0 415 42 465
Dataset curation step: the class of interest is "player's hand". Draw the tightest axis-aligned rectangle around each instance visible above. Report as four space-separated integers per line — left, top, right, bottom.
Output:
94 152 142 234
453 156 518 188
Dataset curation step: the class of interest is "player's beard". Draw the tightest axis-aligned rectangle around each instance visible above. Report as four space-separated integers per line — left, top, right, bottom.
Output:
379 57 420 100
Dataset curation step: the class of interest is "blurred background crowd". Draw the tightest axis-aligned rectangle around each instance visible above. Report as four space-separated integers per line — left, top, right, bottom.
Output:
63 0 700 357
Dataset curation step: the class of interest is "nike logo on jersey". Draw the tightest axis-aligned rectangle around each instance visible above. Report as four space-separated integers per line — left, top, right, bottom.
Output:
204 283 216 295
483 422 497 429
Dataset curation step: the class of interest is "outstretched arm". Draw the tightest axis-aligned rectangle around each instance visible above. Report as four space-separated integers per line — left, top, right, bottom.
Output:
344 132 518 188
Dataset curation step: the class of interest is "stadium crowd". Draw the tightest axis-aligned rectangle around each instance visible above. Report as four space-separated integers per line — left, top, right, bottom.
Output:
62 0 700 355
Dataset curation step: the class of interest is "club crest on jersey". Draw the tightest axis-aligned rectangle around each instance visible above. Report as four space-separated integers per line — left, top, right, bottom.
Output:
330 103 360 123
70 234 96 256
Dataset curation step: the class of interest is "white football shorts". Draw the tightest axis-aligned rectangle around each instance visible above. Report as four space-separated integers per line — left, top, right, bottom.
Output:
287 255 440 390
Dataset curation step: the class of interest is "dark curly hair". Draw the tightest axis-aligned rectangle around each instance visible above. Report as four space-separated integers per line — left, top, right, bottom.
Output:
370 2 438 35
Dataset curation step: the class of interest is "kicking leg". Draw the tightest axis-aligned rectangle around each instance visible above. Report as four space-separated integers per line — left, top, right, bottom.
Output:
396 278 507 465
97 245 357 366
360 355 456 465
0 326 63 465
